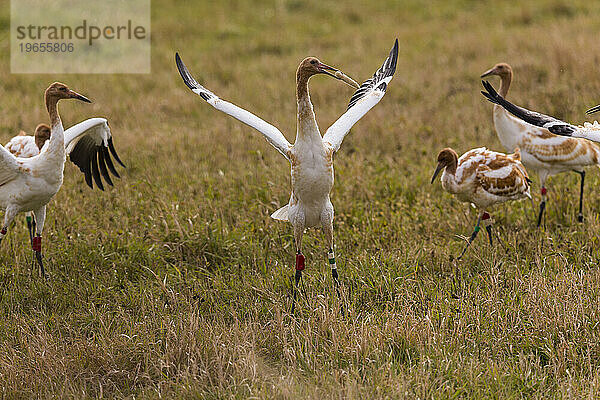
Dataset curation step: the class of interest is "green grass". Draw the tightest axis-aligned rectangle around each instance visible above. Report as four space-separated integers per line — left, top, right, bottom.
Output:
1 0 600 398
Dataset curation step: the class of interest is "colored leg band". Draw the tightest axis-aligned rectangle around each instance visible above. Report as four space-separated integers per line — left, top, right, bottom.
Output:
32 236 42 252
541 187 547 196
0 227 6 238
474 226 480 233
328 251 336 269
26 216 32 223
296 253 305 271
481 212 492 226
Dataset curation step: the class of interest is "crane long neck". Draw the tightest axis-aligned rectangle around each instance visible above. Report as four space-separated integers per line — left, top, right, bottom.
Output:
446 161 457 176
46 93 61 130
295 72 320 143
296 73 310 101
440 158 459 193
35 135 46 151
499 71 512 98
44 94 65 157
443 151 458 176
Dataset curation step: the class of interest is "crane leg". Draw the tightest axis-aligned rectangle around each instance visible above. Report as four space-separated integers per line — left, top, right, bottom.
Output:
0 206 18 246
322 210 344 314
32 206 46 279
537 186 547 228
26 213 35 245
458 211 486 260
321 213 340 288
290 221 305 314
291 251 305 314
576 170 585 223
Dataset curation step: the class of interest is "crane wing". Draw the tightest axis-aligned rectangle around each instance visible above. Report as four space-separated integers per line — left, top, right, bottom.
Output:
176 53 292 160
64 118 125 190
322 39 398 152
0 146 21 186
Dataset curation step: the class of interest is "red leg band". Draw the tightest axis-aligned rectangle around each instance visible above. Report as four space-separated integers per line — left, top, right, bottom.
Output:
541 187 547 196
32 236 42 252
296 253 305 271
0 228 6 235
482 212 491 220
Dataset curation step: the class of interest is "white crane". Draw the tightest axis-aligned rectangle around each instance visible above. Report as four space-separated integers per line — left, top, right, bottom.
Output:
481 64 600 226
0 83 125 276
431 147 531 259
176 39 398 311
482 79 600 143
5 119 124 243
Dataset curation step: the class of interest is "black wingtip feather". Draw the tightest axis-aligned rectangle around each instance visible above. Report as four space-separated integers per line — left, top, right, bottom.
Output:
175 53 200 91
70 134 125 190
108 138 126 168
346 38 399 111
480 90 496 104
481 80 501 105
90 150 104 191
101 146 120 178
482 80 496 95
97 149 114 187
176 54 213 101
389 39 399 76
586 104 600 115
83 159 93 189
481 80 577 137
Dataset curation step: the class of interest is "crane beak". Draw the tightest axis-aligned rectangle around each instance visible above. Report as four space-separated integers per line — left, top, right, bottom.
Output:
480 67 497 78
431 163 444 184
318 62 360 88
68 90 92 103
317 62 338 77
337 72 360 89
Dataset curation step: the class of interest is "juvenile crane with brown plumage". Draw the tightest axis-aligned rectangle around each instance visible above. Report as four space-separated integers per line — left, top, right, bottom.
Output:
432 147 531 259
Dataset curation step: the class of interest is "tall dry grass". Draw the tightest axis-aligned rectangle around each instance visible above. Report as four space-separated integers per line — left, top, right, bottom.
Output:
0 0 600 398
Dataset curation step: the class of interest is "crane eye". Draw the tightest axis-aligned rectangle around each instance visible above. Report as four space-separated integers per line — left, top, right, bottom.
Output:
60 87 67 92
310 60 317 65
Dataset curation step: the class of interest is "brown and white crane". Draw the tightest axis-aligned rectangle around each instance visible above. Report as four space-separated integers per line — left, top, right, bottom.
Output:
481 63 600 226
432 147 531 258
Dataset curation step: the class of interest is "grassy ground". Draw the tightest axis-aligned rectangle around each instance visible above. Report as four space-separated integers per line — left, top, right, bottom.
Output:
1 0 600 398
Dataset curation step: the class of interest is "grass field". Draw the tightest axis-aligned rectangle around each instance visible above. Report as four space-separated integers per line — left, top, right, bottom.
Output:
1 0 600 398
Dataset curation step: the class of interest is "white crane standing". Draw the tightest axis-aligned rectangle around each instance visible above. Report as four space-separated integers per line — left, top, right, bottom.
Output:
5 119 124 244
176 39 398 311
0 83 124 276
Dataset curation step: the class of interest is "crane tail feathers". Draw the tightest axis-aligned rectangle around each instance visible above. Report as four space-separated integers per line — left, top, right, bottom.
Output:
270 205 289 221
